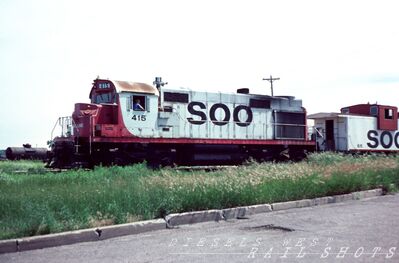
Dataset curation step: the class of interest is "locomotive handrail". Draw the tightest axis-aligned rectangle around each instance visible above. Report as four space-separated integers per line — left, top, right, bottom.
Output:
50 116 80 140
185 119 309 127
314 127 324 138
50 118 60 141
89 110 99 156
272 123 307 127
50 116 71 140
182 119 254 125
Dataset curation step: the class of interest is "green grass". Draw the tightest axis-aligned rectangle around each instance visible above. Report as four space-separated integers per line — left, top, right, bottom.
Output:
0 153 398 240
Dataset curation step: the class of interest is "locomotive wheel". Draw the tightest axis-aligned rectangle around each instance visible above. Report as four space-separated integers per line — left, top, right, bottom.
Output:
147 156 175 169
70 161 90 169
146 144 177 169
160 156 176 167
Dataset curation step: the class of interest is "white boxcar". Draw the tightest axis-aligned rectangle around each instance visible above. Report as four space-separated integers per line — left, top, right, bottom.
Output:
309 104 399 152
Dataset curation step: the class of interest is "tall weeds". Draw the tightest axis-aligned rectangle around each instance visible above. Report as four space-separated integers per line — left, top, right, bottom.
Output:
0 153 398 239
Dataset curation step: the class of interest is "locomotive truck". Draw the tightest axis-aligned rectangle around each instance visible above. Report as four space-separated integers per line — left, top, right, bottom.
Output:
47 77 314 168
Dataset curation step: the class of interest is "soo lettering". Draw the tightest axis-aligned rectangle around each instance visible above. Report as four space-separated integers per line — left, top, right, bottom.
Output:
187 101 253 127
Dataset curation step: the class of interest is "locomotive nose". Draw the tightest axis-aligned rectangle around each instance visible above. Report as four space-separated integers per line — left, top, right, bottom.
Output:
73 103 99 117
72 103 100 137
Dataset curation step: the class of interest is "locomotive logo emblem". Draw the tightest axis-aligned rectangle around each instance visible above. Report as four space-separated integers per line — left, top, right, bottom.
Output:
187 101 253 127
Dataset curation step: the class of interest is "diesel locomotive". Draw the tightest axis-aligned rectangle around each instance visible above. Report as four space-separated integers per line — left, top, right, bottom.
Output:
47 77 314 168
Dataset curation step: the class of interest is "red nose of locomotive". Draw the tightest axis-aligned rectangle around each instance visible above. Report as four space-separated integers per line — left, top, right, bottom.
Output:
72 102 120 139
72 103 99 138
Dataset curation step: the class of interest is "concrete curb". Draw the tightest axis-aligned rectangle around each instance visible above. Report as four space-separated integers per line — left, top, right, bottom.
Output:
329 193 353 203
98 219 166 240
165 210 223 227
222 204 273 220
0 240 17 254
272 189 383 212
17 228 99 252
248 204 273 214
1 219 166 254
352 189 383 200
0 188 383 254
313 196 331 206
272 199 314 211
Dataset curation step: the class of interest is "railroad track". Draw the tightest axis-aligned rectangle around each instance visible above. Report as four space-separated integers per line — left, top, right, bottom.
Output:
4 165 238 174
174 165 238 172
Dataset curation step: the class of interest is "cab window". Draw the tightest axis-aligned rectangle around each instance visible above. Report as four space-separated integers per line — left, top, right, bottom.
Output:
385 108 393 119
95 92 115 104
92 92 116 104
132 95 146 111
90 80 116 104
370 106 378 116
341 108 349 114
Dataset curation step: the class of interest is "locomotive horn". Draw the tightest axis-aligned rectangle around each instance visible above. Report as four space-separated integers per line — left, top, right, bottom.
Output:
153 77 168 90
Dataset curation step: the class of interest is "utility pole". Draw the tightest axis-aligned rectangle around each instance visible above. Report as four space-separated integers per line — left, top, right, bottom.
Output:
262 75 280 96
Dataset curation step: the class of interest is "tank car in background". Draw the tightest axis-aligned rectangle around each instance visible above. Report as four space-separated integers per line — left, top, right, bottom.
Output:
0 150 6 160
5 144 49 161
47 77 315 168
308 104 399 153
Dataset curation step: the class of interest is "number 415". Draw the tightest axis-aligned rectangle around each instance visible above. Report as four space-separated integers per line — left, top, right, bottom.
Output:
132 115 146 121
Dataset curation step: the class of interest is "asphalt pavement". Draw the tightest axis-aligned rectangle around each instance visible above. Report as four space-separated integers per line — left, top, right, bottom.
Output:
1 194 398 263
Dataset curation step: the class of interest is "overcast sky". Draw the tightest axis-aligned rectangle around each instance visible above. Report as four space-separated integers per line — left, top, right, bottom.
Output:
0 0 398 149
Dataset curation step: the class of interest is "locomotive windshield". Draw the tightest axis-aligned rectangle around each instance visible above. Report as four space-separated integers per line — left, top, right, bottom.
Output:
93 92 116 104
90 80 117 104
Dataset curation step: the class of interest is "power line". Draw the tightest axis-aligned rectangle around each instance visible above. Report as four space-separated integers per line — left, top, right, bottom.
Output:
262 75 280 96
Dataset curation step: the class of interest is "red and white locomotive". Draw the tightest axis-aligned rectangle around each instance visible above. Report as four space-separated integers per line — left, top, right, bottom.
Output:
48 77 314 168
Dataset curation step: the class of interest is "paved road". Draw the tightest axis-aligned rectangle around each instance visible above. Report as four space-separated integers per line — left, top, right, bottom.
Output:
2 194 399 263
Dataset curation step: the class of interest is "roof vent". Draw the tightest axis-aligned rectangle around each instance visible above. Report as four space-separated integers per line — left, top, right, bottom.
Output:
237 88 249 94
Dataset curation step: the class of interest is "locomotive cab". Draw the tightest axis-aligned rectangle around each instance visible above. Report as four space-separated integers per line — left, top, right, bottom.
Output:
72 79 160 138
72 79 119 138
90 80 118 104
